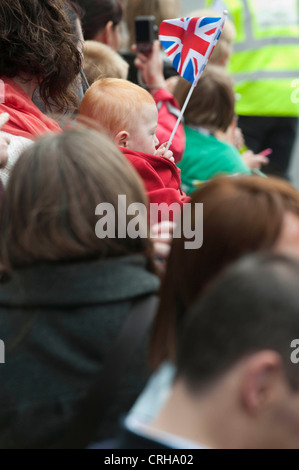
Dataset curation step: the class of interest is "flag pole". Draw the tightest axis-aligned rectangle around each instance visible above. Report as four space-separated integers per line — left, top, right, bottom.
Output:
165 81 197 152
165 11 228 153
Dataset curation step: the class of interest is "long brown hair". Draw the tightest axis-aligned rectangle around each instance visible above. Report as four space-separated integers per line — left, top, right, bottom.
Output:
0 0 82 112
0 127 154 273
150 176 299 368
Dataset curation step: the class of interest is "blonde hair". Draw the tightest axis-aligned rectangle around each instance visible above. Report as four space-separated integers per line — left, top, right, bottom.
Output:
125 0 181 47
191 9 236 66
79 78 156 137
83 41 129 84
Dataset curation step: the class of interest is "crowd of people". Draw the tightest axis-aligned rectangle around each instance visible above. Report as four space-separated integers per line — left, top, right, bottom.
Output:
0 0 299 449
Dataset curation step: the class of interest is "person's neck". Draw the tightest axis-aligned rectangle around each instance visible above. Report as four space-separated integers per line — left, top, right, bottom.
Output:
11 77 37 99
215 128 234 145
150 379 255 449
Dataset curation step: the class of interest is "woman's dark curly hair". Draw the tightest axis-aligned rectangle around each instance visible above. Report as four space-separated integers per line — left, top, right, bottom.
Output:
0 0 82 112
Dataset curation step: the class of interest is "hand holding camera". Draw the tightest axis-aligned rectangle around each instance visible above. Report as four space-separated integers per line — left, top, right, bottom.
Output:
135 16 158 56
134 39 166 93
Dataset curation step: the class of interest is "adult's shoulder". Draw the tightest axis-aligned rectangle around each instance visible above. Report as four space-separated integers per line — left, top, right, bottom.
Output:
0 254 160 308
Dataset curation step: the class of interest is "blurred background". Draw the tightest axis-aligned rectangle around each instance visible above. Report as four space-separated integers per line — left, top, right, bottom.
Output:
181 0 299 188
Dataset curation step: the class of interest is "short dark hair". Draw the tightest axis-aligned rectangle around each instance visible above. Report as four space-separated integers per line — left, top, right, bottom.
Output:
0 0 82 112
77 0 123 40
177 254 299 392
65 1 84 36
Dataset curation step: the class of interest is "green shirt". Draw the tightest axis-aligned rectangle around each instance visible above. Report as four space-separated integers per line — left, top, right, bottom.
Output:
178 126 251 195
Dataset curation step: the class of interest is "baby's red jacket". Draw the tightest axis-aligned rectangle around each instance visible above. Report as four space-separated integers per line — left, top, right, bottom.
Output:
120 147 190 222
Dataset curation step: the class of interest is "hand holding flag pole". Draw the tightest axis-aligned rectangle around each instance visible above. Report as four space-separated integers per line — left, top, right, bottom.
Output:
159 11 228 152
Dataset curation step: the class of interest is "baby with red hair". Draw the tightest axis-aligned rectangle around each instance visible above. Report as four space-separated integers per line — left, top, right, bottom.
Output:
79 78 189 221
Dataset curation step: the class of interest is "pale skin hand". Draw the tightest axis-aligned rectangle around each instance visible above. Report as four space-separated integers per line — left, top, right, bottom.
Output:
218 121 269 170
0 113 10 169
233 126 245 151
156 142 175 163
231 124 269 170
133 40 167 94
151 221 176 275
165 76 180 94
242 150 269 170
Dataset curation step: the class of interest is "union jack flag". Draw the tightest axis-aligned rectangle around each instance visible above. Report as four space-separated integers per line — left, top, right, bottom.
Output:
159 16 226 84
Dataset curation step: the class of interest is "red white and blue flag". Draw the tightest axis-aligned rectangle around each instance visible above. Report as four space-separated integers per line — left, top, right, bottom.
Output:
159 16 226 84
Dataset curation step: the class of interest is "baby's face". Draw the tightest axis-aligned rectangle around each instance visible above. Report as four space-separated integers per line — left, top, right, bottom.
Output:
127 103 159 155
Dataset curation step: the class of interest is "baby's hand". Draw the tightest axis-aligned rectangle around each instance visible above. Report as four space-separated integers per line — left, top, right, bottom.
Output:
156 142 175 163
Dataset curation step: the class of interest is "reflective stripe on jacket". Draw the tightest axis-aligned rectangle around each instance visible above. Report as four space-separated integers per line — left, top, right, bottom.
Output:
206 0 299 116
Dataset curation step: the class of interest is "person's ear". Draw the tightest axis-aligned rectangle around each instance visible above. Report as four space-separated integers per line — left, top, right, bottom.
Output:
115 131 129 148
104 21 119 50
240 351 283 415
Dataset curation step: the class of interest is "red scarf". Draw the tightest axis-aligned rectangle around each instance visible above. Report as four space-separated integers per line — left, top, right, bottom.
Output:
0 77 61 140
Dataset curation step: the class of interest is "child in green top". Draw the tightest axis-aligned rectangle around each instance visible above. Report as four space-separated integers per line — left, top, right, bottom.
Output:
174 66 267 195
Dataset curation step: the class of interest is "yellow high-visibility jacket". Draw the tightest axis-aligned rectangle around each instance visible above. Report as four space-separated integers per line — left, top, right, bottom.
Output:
206 0 299 116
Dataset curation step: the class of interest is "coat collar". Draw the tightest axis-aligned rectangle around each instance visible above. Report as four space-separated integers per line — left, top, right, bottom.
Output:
0 255 159 308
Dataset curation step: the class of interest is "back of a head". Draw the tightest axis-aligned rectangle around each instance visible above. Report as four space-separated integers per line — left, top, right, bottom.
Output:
79 78 155 137
150 176 299 368
173 65 235 132
77 0 123 40
65 0 83 36
177 254 299 393
83 41 129 84
0 127 152 273
0 0 82 112
125 0 181 47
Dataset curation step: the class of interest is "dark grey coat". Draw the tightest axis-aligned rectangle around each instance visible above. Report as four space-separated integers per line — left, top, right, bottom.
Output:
0 255 159 449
